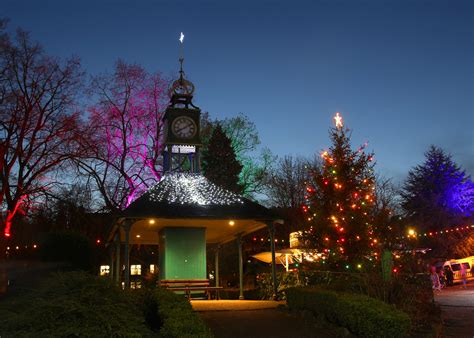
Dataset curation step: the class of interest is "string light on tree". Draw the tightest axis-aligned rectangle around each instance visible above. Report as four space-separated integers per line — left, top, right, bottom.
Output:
303 112 377 270
149 173 243 206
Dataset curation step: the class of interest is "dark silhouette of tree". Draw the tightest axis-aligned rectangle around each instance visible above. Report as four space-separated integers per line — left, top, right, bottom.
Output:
303 116 376 270
264 155 311 233
0 25 84 237
202 124 243 194
201 113 273 198
452 232 474 258
372 176 403 248
401 145 474 232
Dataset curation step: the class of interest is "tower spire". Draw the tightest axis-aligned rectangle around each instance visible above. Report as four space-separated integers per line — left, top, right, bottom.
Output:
178 32 185 81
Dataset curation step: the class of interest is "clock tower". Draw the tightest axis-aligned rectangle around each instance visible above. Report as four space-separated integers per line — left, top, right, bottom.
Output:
162 58 201 173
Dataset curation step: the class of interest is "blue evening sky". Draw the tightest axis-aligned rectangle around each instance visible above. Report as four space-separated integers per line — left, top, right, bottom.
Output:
3 0 473 182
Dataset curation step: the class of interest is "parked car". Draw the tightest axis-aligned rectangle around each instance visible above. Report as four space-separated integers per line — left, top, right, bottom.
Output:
441 256 474 283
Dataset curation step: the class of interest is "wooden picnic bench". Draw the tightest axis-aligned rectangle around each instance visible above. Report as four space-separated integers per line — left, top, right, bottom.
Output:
160 279 223 300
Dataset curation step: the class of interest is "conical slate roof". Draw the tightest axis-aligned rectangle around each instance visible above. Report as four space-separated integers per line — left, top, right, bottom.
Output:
121 173 278 220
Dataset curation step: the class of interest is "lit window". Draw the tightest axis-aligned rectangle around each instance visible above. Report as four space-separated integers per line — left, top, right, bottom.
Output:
150 264 155 274
131 265 142 275
130 281 142 289
100 265 110 276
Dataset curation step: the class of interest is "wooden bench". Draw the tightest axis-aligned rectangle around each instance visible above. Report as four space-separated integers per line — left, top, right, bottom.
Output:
160 279 223 300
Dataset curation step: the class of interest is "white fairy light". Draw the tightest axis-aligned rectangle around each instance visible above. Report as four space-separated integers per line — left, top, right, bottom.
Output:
149 173 243 206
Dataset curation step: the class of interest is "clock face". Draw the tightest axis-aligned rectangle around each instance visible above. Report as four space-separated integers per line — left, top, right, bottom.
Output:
171 116 197 139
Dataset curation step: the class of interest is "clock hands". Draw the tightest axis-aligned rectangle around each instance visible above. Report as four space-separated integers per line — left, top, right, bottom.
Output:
176 125 193 134
174 122 195 136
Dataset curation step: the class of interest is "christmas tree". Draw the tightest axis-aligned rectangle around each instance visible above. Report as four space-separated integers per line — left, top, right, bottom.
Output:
303 113 376 270
202 124 243 194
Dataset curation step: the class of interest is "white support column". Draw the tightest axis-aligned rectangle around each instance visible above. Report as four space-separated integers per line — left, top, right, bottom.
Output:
123 220 132 288
215 245 220 287
114 231 121 285
109 245 114 281
237 234 244 300
268 222 278 300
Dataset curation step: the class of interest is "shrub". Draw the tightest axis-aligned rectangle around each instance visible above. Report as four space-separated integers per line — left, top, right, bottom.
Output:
256 271 306 299
286 287 411 338
133 287 213 338
256 270 366 300
0 271 151 336
0 272 213 337
40 231 96 271
259 270 439 334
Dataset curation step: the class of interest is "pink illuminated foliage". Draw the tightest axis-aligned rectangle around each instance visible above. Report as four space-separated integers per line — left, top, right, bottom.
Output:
77 61 168 211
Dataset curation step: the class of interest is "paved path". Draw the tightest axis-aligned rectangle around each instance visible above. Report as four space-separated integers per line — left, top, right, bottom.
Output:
192 300 346 338
434 283 474 338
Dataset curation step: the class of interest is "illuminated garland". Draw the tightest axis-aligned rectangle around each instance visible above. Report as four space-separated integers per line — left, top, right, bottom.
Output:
6 244 38 250
397 224 474 240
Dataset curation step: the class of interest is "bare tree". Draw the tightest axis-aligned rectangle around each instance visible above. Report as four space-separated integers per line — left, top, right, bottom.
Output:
264 155 313 232
372 175 402 247
0 27 84 237
76 61 168 211
265 156 308 208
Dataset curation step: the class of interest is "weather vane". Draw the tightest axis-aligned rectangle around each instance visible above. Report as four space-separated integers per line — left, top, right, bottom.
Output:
334 112 343 129
179 32 184 60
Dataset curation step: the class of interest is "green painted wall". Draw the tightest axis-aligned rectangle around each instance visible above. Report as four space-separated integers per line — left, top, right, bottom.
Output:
159 227 206 280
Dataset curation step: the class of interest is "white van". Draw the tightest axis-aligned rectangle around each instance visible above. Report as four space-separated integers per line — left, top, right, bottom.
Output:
442 256 474 283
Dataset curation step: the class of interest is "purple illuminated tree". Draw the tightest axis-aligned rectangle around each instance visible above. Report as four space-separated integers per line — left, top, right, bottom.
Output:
401 146 474 232
77 61 168 211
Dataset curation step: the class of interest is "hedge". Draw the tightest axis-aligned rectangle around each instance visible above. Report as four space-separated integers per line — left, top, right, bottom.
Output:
133 287 213 338
0 271 151 336
286 287 410 338
0 271 212 337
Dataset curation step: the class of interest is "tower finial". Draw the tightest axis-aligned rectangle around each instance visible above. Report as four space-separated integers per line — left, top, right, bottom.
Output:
178 32 185 81
168 32 197 107
179 57 184 81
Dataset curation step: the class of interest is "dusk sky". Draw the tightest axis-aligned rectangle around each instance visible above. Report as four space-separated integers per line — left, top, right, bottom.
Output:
3 0 473 183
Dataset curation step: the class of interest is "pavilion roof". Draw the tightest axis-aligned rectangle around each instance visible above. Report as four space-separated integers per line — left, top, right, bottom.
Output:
120 173 278 221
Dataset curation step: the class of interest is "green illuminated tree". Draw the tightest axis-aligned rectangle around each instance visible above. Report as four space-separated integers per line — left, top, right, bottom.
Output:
201 113 273 198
